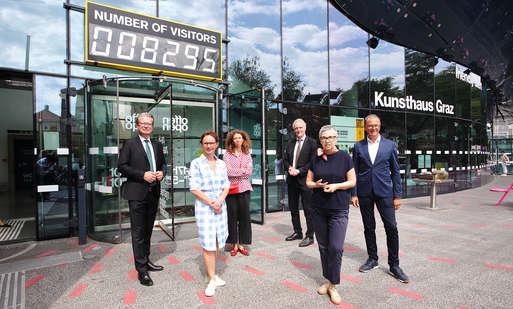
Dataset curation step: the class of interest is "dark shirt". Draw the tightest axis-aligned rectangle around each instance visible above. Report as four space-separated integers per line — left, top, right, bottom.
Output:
310 150 354 210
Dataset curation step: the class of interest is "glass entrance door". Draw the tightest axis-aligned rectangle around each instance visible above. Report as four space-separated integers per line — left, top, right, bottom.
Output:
227 89 266 224
0 71 36 243
85 77 218 243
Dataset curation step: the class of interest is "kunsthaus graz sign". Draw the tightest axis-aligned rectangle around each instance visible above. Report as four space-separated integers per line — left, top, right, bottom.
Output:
374 91 454 115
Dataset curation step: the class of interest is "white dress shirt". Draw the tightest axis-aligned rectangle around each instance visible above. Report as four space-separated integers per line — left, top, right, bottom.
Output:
367 135 381 165
139 135 157 172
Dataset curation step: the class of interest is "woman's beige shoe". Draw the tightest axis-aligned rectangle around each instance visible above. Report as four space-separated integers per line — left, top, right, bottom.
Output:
317 282 330 295
328 285 342 304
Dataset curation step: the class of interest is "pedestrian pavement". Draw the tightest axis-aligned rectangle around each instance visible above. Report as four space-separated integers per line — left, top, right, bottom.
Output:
1 176 513 309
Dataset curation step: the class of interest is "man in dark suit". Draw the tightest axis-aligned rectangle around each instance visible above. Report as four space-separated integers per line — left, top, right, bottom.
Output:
351 114 409 283
118 112 166 286
283 118 317 247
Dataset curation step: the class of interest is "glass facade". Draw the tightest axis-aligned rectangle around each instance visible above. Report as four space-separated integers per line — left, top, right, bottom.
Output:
0 0 490 242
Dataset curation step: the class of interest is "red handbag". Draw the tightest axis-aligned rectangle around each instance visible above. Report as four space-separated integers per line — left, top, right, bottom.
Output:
228 183 240 195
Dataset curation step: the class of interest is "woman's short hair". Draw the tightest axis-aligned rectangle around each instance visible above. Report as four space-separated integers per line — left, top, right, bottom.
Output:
318 125 337 139
225 129 251 154
200 131 219 144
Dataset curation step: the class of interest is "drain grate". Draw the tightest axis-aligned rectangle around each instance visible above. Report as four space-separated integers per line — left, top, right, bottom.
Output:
0 272 25 309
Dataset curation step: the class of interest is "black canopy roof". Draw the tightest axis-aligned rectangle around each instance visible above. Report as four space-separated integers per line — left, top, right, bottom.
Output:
331 0 513 103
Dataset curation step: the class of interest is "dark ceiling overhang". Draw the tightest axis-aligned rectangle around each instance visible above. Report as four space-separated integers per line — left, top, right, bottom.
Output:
330 0 513 103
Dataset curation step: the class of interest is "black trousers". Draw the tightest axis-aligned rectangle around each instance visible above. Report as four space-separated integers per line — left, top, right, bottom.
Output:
359 193 400 267
312 207 348 285
226 191 252 245
287 180 313 238
129 188 159 273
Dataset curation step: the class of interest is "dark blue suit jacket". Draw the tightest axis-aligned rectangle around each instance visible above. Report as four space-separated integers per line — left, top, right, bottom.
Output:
351 136 402 199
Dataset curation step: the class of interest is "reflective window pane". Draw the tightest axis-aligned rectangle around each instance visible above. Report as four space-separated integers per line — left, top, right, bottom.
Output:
282 0 328 103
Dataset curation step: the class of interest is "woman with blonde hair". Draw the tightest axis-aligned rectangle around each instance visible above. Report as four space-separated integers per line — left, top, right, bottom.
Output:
223 129 253 256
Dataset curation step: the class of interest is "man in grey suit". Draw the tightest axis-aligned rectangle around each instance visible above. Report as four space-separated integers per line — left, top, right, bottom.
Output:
118 112 166 286
351 114 409 283
283 118 317 247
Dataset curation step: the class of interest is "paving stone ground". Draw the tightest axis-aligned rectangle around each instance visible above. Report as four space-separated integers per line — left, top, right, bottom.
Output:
1 176 513 308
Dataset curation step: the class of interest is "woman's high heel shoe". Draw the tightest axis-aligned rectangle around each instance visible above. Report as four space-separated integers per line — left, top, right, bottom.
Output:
238 246 249 256
230 246 238 256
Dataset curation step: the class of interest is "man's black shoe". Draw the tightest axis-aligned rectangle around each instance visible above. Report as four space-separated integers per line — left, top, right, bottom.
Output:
285 232 303 241
298 237 314 247
358 258 379 273
389 265 409 283
138 272 153 286
147 261 164 271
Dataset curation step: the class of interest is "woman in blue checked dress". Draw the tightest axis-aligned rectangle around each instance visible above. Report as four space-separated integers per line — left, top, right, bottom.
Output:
189 131 230 297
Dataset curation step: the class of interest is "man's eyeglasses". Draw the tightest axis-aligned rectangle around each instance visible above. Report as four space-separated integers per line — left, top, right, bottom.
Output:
138 122 153 127
202 142 217 146
320 136 337 141
366 125 380 128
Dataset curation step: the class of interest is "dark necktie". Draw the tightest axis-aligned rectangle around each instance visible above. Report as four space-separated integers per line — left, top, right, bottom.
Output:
144 140 155 172
293 139 302 169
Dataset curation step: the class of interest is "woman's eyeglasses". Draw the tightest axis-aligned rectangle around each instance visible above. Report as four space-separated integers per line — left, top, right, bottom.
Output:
320 136 337 141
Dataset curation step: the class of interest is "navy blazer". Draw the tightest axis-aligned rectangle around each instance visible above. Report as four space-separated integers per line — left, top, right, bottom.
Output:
351 136 402 199
118 136 166 201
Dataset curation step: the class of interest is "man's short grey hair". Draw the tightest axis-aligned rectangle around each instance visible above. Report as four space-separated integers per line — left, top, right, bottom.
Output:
292 118 306 128
364 114 381 125
318 125 337 139
136 112 154 125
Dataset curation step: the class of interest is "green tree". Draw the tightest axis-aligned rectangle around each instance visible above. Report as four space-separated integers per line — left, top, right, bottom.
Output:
229 56 274 98
282 58 305 101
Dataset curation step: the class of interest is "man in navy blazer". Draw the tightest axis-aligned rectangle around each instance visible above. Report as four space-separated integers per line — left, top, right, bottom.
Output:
351 114 409 283
118 112 166 286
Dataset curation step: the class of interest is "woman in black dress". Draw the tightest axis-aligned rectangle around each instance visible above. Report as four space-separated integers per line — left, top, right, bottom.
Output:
306 125 356 305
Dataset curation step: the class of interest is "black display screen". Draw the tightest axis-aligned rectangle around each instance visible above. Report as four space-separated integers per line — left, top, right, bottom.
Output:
85 1 222 80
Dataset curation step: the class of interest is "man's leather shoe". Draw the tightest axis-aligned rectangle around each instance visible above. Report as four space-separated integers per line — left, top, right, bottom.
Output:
359 258 379 272
389 265 409 283
147 261 163 271
285 232 302 241
298 237 314 247
138 272 153 286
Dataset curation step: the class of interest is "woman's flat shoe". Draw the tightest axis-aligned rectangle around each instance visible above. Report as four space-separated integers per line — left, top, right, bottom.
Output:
230 247 238 256
238 247 249 256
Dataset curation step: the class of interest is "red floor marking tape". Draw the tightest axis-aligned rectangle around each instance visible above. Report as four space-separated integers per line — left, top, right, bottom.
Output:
83 244 98 253
458 307 471 309
343 245 360 253
104 248 115 257
336 302 360 309
440 224 458 229
180 271 194 282
428 257 456 264
282 280 308 293
128 270 138 281
389 287 423 300
216 255 228 264
68 283 88 298
484 263 513 270
35 250 57 258
192 245 203 252
290 261 313 269
197 290 216 304
341 274 363 283
167 256 180 265
261 236 280 243
470 223 487 229
158 244 167 253
503 224 513 229
244 265 265 276
123 290 136 305
254 251 276 260
89 263 103 274
25 274 45 288
128 254 134 263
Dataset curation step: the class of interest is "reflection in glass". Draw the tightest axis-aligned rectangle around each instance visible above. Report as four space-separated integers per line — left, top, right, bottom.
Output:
370 41 405 110
282 0 328 103
328 3 368 107
35 76 72 239
0 1 65 73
